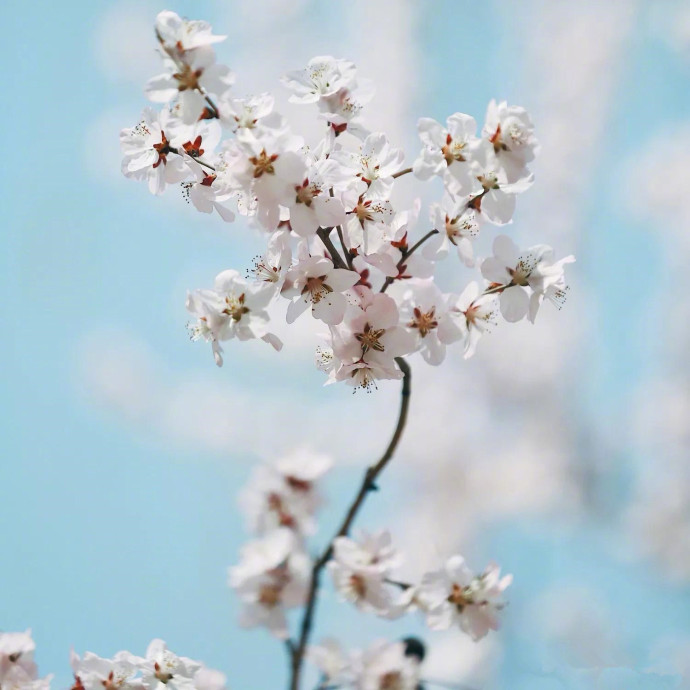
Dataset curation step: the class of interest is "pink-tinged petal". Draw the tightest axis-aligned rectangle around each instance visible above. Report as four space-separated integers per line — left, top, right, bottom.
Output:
363 293 399 329
480 257 510 284
492 234 520 265
413 147 444 181
312 292 346 325
455 237 474 266
289 203 320 238
417 117 445 148
147 166 166 195
286 298 309 324
326 268 360 292
425 604 455 631
421 336 446 365
481 189 516 225
363 252 399 278
528 291 543 323
261 333 283 351
314 197 347 227
213 202 236 223
446 112 477 139
464 327 482 359
145 74 179 103
500 287 529 322
437 316 463 345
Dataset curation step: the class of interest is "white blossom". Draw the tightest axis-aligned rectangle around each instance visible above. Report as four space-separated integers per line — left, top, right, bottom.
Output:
154 11 226 53
446 282 497 359
120 108 188 195
418 556 512 640
283 255 359 325
186 269 282 366
282 56 356 104
480 235 574 323
327 530 403 617
353 640 420 690
398 279 463 365
413 113 482 197
228 528 310 639
451 139 533 225
332 132 405 198
482 99 539 182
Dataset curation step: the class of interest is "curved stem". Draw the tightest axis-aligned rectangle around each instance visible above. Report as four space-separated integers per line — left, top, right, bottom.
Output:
380 229 439 293
289 358 412 690
392 166 413 179
316 228 347 269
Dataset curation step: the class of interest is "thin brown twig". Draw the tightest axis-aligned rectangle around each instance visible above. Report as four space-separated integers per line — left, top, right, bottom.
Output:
336 226 354 269
289 358 412 690
391 166 413 179
316 228 348 269
380 229 439 293
168 146 216 171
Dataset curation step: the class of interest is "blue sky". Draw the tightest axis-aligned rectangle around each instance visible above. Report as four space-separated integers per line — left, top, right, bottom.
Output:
3 1 690 688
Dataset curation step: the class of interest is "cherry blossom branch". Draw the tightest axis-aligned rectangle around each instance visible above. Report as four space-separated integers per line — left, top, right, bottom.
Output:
289 357 412 690
316 227 348 269
168 146 217 171
380 229 440 293
391 166 413 179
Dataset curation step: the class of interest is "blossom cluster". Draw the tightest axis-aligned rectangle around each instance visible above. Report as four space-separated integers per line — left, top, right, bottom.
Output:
115 9 574 687
226 448 511 654
0 633 225 690
120 11 574 388
327 530 512 641
228 449 331 639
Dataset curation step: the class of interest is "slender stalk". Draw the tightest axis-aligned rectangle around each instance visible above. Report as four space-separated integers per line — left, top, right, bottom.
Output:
380 229 439 293
336 226 354 269
289 358 412 690
168 146 216 171
317 228 348 269
392 166 413 179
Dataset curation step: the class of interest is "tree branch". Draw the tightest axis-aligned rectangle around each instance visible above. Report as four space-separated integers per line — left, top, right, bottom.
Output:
392 166 413 179
380 229 439 293
289 358 412 690
316 228 348 269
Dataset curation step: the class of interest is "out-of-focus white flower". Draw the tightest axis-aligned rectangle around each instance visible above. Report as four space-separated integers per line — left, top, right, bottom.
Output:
154 11 226 53
282 56 357 104
418 556 512 641
239 448 332 536
0 632 50 690
352 640 420 690
327 530 403 617
228 528 310 639
307 639 353 687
